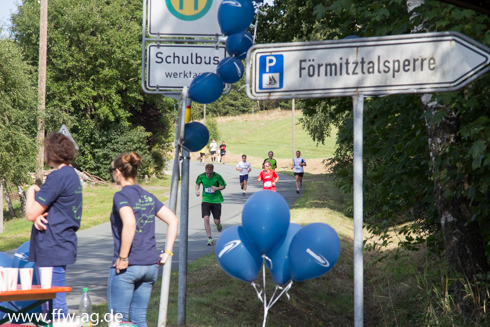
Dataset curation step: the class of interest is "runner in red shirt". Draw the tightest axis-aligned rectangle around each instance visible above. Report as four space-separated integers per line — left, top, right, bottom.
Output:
257 161 279 192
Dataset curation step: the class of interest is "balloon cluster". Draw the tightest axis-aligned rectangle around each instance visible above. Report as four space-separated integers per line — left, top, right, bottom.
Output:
216 190 341 285
188 0 255 104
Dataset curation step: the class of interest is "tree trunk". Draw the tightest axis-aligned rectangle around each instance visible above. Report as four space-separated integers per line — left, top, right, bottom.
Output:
17 185 26 217
424 96 489 279
4 184 16 219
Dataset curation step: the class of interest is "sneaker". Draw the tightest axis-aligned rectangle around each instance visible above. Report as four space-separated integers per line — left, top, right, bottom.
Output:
216 224 222 232
296 189 300 194
207 238 214 246
223 162 225 164
243 192 246 196
241 184 244 190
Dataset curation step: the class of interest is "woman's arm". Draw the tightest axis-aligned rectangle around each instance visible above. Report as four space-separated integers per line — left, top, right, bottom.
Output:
114 206 136 273
155 206 179 265
26 185 49 230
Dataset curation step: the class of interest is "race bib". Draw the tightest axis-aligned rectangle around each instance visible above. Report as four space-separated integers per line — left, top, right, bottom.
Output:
295 165 302 169
205 187 215 194
242 168 247 172
264 181 272 188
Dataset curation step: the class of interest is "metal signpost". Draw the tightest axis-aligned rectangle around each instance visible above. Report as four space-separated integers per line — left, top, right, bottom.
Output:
246 31 490 327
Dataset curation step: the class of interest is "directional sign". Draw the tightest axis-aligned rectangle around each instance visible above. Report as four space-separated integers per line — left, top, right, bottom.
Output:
246 32 490 100
149 0 221 37
147 44 226 90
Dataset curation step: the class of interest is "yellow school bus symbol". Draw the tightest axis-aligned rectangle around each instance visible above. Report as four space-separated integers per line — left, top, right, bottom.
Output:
166 0 213 21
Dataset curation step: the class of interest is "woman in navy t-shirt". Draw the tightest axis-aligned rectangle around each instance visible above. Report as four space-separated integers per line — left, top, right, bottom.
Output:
26 133 83 316
107 152 178 327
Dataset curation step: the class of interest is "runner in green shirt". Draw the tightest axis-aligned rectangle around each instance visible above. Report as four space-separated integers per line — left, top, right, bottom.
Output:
195 164 227 246
262 151 277 170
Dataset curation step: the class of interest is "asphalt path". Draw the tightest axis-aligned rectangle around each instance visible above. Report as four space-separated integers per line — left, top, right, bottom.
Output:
8 160 301 310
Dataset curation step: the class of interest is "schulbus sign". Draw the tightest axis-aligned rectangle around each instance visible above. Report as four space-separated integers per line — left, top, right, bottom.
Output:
246 32 490 100
148 0 222 37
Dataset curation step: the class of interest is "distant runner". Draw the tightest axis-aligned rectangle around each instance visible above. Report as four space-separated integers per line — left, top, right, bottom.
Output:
199 147 206 165
262 151 277 170
195 164 226 246
258 161 279 192
291 150 307 194
236 155 252 196
209 139 218 163
219 141 227 164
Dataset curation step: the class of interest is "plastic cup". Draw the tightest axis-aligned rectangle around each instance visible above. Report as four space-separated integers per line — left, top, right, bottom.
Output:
39 267 53 289
19 268 33 290
7 268 18 291
0 268 6 292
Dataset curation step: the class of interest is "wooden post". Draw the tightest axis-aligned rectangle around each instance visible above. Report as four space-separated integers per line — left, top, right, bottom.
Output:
292 99 295 158
36 0 48 186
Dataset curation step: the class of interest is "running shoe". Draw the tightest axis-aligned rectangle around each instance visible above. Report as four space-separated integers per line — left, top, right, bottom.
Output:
223 162 225 164
296 189 300 194
216 224 222 232
243 191 246 196
241 184 244 190
207 238 214 246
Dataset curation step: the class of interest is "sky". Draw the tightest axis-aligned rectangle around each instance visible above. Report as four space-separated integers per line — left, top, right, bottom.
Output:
0 0 21 36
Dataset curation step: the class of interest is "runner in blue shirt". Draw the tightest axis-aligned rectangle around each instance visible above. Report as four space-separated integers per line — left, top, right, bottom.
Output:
26 133 82 317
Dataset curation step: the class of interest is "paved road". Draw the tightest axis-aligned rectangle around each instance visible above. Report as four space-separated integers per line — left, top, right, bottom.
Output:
8 160 301 310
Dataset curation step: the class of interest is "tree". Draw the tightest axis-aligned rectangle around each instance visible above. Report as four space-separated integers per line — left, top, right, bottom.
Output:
257 0 490 284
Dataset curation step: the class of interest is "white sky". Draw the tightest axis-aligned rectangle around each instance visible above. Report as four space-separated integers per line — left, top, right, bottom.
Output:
0 0 21 37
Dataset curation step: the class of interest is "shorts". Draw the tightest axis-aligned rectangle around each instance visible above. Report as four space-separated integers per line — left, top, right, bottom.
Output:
201 202 222 219
294 172 304 177
220 151 226 156
211 151 216 155
200 153 205 157
239 175 249 183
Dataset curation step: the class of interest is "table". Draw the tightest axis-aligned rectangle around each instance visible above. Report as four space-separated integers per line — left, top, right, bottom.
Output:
0 286 71 326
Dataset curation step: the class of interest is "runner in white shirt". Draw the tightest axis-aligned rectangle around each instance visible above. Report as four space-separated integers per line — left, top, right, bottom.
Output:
209 139 218 163
236 155 252 196
291 150 306 194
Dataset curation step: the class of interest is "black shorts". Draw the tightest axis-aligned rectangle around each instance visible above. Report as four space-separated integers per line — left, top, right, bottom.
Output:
239 175 249 183
220 151 226 156
201 202 222 219
200 153 205 157
211 151 216 155
294 172 304 177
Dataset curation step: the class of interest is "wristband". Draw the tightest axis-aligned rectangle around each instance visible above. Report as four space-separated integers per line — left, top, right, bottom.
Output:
164 250 173 256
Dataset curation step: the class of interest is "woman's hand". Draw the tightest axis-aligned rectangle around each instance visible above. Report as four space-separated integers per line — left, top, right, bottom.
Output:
114 257 129 274
34 212 48 230
28 185 41 194
159 252 171 266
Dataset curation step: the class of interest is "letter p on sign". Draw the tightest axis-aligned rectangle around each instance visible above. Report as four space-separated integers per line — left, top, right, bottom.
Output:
266 56 276 72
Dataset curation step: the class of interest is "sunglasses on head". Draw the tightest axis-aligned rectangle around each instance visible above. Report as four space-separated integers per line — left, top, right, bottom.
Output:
109 167 117 173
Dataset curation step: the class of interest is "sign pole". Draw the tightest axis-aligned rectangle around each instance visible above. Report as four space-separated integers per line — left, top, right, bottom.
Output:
292 99 295 159
177 90 192 325
353 95 364 327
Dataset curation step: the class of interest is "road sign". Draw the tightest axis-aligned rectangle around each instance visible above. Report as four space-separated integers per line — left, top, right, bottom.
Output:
246 32 490 100
59 124 79 150
148 0 221 37
147 44 226 90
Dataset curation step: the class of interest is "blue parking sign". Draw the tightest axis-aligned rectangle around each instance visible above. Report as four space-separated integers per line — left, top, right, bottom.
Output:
258 54 283 90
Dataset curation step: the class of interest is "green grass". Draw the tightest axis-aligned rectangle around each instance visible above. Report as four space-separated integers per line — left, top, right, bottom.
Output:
0 176 171 252
218 114 337 159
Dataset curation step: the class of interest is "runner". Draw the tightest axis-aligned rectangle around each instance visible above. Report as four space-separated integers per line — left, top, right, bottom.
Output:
236 154 252 196
262 151 277 170
257 161 279 192
199 146 206 165
195 164 227 246
219 141 227 164
209 139 218 163
291 150 307 194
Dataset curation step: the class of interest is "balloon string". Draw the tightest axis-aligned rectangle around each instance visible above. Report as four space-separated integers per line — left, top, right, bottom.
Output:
262 254 273 270
262 257 268 327
253 10 259 43
267 280 293 309
251 282 263 303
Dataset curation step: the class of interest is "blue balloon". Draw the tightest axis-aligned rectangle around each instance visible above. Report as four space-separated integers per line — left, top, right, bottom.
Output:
0 252 13 267
218 0 255 36
216 226 262 282
12 241 42 316
226 31 253 59
188 73 224 104
182 122 209 152
266 223 302 285
242 190 290 254
289 223 341 282
216 57 244 84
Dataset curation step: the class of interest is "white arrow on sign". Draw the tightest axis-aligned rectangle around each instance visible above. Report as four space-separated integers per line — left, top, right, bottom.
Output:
246 32 490 100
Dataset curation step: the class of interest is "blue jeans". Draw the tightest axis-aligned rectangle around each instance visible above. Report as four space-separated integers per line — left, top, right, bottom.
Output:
107 265 159 327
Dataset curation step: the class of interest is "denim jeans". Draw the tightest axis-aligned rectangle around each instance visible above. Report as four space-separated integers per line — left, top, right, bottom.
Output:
107 265 159 327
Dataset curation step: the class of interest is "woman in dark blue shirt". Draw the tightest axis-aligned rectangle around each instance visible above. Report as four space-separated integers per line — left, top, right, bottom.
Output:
26 133 83 317
107 152 178 327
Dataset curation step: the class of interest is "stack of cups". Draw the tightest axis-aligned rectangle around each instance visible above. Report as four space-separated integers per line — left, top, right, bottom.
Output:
39 267 53 289
0 267 19 291
19 268 33 290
